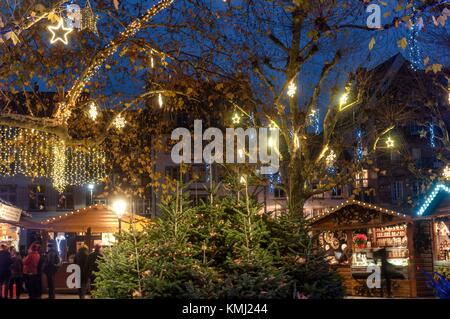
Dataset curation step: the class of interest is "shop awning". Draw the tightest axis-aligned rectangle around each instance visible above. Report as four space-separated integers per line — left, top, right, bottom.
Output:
39 204 152 233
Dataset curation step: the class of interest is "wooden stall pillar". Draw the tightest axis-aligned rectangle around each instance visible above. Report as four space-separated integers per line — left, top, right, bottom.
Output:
407 221 417 298
86 227 92 251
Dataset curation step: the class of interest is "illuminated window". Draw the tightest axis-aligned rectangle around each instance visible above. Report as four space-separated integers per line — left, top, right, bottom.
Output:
355 170 369 188
0 185 17 205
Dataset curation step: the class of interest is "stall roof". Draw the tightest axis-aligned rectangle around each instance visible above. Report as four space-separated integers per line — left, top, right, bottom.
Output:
40 204 151 233
309 198 411 224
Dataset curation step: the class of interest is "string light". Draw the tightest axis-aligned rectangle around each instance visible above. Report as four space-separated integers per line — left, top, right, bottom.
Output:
0 126 106 191
47 18 73 45
158 93 163 108
308 108 320 134
429 123 436 148
416 183 450 216
325 149 337 174
408 2 422 71
88 102 98 121
63 0 174 122
287 81 297 98
443 165 450 180
338 82 354 111
113 114 127 129
356 129 364 161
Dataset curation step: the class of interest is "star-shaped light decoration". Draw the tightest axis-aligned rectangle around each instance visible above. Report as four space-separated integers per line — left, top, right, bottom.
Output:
287 81 297 98
48 19 73 45
113 114 126 129
232 112 241 124
443 164 450 180
419 129 427 138
386 136 395 148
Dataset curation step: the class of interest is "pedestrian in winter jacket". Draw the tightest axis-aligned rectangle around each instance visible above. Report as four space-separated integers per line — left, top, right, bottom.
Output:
43 243 60 299
8 246 23 299
0 244 12 299
23 243 41 299
75 245 89 299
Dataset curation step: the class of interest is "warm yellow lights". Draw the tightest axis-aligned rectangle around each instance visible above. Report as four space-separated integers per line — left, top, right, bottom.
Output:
158 93 163 108
287 81 297 98
88 102 98 121
443 164 450 180
232 112 241 124
113 114 127 129
48 19 73 45
338 82 359 111
240 175 247 185
386 136 395 148
325 150 336 167
112 198 127 218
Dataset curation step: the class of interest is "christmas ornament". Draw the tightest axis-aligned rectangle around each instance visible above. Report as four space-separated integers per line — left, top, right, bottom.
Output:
48 18 73 45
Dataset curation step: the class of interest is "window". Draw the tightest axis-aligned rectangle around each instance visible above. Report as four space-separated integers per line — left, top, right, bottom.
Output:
355 170 369 188
0 185 17 205
331 186 342 198
29 185 46 210
390 151 400 162
57 187 74 210
165 166 180 180
391 181 404 201
408 122 420 135
412 148 422 166
274 186 286 198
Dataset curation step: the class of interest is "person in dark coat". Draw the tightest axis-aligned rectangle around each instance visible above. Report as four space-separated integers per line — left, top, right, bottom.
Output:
87 244 103 293
8 246 23 299
0 244 12 299
75 245 89 299
42 243 60 299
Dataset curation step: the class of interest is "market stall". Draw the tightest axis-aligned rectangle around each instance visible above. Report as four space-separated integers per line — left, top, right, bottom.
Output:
36 204 151 293
309 199 416 297
414 183 450 284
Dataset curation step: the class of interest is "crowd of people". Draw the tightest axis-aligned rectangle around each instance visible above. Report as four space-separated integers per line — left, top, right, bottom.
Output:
0 242 103 299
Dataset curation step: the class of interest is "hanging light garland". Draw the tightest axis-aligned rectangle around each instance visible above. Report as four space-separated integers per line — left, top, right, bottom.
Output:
443 165 450 181
0 126 107 192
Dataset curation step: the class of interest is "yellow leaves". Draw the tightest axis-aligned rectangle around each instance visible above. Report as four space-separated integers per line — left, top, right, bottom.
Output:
397 37 407 49
105 64 112 70
368 37 376 51
307 29 319 41
47 12 60 24
395 3 403 12
378 1 388 6
383 11 391 18
215 83 224 91
426 64 443 74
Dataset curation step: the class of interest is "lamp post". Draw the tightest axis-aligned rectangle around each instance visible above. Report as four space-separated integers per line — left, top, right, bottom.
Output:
112 198 127 235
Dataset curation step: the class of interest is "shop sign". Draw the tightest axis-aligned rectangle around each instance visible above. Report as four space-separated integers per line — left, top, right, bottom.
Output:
0 202 21 223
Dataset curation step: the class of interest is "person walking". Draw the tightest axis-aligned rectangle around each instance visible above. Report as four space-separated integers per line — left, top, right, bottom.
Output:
87 244 103 294
23 242 41 299
0 244 12 299
42 243 60 299
8 246 23 299
75 245 89 299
